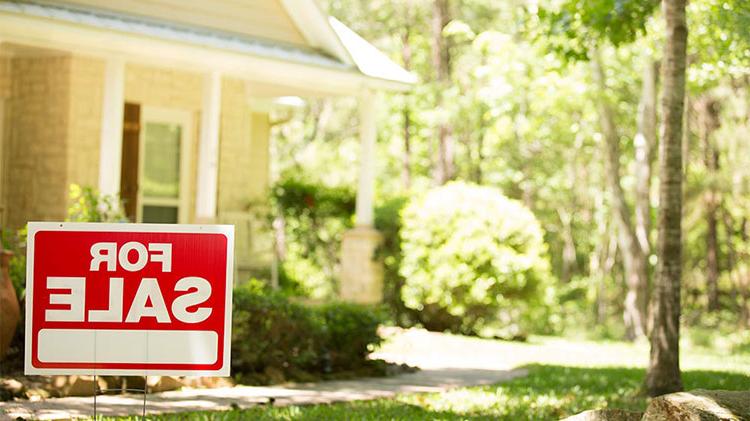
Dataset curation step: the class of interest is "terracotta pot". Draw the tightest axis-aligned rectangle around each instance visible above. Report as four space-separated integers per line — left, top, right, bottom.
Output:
0 249 20 360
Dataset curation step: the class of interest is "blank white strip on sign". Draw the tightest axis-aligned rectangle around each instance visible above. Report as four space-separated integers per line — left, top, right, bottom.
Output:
38 329 218 365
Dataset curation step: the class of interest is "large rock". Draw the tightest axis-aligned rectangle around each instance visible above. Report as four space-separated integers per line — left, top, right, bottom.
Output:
0 250 20 360
63 376 108 397
643 389 750 421
563 409 644 421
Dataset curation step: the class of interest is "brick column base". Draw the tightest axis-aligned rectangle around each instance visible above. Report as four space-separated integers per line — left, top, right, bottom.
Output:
339 226 383 304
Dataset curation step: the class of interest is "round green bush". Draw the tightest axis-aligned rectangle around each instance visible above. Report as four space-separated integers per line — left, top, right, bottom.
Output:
399 182 552 337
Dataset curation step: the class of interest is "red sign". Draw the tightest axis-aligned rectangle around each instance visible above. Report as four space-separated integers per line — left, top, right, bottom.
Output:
25 222 234 376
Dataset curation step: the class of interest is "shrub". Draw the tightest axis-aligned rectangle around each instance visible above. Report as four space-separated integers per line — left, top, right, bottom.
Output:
231 284 384 383
399 182 553 337
374 196 412 326
263 177 356 298
66 184 127 222
317 302 384 370
231 285 325 380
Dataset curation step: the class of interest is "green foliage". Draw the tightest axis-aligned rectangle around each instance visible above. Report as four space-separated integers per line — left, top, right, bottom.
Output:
399 182 553 336
231 285 326 382
66 184 128 223
231 285 384 383
1 227 27 301
374 195 411 325
269 177 355 298
317 302 384 371
537 0 658 61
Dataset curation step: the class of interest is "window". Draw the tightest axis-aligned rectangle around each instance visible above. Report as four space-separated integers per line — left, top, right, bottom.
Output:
137 107 192 223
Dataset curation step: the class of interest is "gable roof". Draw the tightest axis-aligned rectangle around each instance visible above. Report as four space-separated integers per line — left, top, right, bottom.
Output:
0 0 415 92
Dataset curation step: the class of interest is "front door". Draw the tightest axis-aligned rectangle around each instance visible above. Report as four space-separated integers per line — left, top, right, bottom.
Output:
120 104 192 223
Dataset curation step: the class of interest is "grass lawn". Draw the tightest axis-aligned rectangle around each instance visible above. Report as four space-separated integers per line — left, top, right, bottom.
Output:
109 335 750 420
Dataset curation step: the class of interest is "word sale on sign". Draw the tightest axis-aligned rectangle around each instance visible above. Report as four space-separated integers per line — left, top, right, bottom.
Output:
25 222 234 376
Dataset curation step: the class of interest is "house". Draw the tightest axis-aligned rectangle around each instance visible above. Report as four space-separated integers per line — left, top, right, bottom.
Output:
0 0 415 302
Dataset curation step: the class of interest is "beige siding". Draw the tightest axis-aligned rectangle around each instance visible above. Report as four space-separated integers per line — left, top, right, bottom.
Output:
5 56 71 229
55 0 307 47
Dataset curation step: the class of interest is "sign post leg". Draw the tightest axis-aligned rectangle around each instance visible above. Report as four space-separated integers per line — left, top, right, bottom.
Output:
142 376 147 420
93 373 98 420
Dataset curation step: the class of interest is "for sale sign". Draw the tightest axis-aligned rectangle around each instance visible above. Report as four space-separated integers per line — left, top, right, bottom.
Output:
24 222 234 376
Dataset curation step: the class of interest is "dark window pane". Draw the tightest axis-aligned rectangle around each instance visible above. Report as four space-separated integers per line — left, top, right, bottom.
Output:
142 205 178 224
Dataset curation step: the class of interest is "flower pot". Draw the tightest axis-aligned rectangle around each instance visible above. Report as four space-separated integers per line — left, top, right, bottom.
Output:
0 250 20 360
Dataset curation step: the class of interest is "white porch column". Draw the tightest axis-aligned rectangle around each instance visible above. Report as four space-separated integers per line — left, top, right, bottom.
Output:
98 58 125 198
340 89 383 304
355 89 376 227
195 71 222 222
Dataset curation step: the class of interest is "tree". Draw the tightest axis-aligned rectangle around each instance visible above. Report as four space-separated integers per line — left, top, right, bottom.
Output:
646 0 688 396
431 0 455 184
591 51 650 340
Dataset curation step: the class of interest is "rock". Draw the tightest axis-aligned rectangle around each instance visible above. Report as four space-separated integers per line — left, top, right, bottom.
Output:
0 379 25 400
0 250 20 360
643 389 750 421
562 409 644 421
147 376 183 393
181 376 234 389
64 376 107 397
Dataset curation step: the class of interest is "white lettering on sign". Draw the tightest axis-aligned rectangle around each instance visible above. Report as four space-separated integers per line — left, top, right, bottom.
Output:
45 242 210 324
90 242 172 272
46 277 86 322
44 275 213 324
172 277 213 323
87 277 124 323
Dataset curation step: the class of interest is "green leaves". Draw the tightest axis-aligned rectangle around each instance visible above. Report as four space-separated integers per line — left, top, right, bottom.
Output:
537 0 659 61
399 182 553 336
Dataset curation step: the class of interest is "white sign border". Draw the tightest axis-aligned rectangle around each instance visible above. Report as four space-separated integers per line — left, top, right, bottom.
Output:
24 221 234 377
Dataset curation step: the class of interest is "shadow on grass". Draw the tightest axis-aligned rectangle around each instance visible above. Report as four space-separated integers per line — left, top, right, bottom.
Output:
108 365 750 421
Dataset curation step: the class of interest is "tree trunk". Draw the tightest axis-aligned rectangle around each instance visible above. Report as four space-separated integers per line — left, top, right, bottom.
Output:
558 208 578 283
696 97 721 311
635 57 658 257
591 52 649 340
646 0 688 397
431 0 454 184
401 15 413 190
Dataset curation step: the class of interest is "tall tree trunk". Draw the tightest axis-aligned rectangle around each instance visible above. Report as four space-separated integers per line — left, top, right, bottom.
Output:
635 58 658 257
431 0 454 184
696 97 721 311
401 11 413 190
646 0 688 397
591 52 649 340
558 208 578 283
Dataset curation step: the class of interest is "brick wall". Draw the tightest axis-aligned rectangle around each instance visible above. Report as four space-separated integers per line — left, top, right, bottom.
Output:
67 56 104 189
5 56 71 229
218 77 272 276
0 57 10 99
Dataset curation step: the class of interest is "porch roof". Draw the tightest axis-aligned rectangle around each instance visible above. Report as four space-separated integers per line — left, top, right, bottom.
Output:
0 1 416 95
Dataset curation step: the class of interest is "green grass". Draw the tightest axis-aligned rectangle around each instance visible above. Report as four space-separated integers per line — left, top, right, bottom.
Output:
109 335 750 421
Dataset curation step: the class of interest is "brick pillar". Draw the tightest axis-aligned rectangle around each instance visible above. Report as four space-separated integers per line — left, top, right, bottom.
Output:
340 226 383 304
